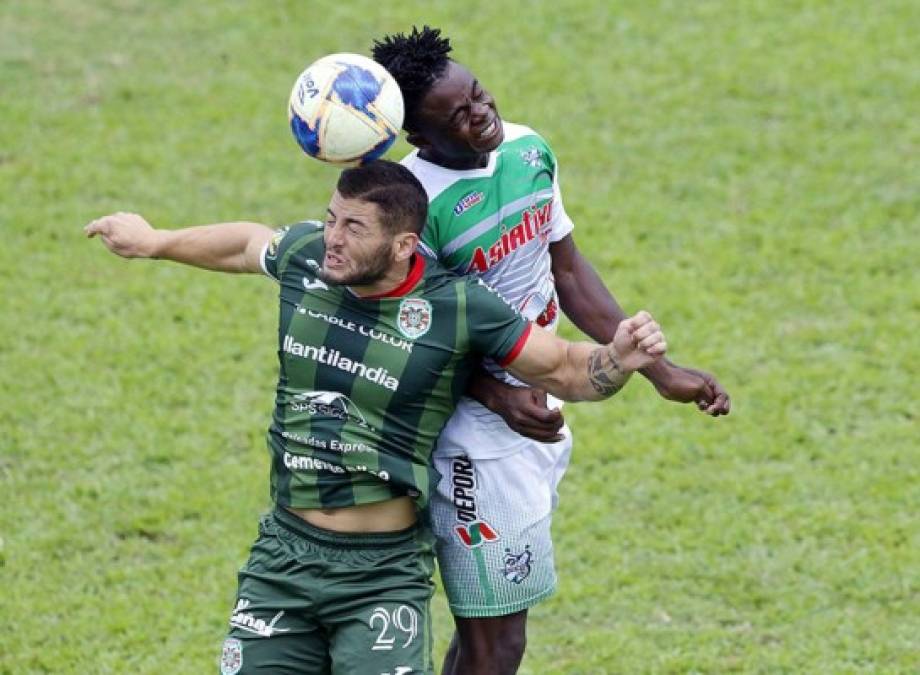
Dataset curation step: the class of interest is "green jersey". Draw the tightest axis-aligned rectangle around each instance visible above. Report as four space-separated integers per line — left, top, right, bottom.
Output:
405 121 573 327
259 222 531 509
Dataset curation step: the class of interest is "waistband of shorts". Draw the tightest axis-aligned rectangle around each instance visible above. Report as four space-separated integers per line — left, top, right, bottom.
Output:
271 505 419 549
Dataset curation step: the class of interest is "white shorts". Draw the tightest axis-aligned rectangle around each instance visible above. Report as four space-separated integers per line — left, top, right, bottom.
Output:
429 426 573 618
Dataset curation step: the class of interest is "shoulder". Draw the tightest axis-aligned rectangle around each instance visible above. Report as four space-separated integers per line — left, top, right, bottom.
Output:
463 276 518 313
268 220 325 274
499 121 557 174
501 121 552 152
400 150 462 203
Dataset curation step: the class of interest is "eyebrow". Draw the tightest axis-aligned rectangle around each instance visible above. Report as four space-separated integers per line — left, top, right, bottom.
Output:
326 208 368 229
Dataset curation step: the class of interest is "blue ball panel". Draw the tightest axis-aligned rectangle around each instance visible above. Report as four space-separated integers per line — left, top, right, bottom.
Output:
331 63 382 120
290 110 322 157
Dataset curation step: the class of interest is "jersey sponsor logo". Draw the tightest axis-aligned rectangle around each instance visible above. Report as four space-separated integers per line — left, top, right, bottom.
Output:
453 190 485 216
502 545 533 584
229 598 290 638
397 298 432 339
289 390 372 429
283 451 390 480
300 306 413 352
467 200 553 273
220 637 243 675
282 430 375 454
282 335 400 391
450 456 500 549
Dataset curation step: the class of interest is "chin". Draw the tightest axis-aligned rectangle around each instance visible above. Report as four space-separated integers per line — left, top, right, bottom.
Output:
320 267 348 284
478 128 504 153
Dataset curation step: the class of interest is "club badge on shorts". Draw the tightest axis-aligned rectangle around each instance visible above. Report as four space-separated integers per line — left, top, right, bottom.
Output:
397 298 432 339
220 637 243 675
502 545 532 584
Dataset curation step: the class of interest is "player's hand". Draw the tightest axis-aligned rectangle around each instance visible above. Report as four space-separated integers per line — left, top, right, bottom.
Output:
612 310 667 372
494 386 565 443
655 366 730 416
84 212 162 258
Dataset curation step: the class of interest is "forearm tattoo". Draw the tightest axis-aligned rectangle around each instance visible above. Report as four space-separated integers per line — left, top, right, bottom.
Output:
587 348 629 397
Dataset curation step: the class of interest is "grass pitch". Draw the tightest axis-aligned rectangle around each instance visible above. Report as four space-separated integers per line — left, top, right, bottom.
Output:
1 1 917 672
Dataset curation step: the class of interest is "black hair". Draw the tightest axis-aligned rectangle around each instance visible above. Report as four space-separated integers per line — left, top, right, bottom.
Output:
336 160 428 235
372 25 452 131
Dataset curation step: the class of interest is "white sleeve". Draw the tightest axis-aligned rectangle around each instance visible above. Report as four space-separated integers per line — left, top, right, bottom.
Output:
548 163 574 243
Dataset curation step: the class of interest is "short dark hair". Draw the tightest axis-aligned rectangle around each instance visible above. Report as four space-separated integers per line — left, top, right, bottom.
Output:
336 160 428 235
372 26 452 132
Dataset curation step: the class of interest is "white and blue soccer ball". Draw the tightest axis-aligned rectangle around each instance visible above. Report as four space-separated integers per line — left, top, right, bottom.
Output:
289 53 404 165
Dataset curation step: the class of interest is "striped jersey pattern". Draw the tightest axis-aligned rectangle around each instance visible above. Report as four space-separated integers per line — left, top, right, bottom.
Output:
259 221 531 508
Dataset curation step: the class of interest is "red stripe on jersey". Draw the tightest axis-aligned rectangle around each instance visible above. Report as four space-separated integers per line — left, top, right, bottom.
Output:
497 322 533 368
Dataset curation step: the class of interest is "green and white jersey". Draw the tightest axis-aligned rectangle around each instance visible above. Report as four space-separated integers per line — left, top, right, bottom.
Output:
259 221 531 509
402 122 574 459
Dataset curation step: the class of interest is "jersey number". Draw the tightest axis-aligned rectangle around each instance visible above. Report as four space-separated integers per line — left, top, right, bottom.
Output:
369 605 418 650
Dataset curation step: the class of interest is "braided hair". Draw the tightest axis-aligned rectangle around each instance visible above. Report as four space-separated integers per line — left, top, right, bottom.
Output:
372 26 452 131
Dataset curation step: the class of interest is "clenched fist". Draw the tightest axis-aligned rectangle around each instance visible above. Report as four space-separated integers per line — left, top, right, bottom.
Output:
611 310 667 372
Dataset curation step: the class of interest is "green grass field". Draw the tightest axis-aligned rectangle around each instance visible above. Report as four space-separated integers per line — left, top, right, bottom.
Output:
2 1 918 672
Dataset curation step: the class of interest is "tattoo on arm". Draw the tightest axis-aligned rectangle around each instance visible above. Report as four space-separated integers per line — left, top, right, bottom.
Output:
587 348 629 397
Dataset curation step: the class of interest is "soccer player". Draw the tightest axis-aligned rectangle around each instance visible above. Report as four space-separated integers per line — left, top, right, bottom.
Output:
373 27 731 675
85 161 667 675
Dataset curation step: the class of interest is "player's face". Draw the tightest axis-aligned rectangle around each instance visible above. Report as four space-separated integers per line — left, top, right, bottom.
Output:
411 61 503 163
321 191 394 286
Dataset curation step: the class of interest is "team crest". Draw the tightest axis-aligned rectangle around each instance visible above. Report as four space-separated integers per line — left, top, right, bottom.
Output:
502 546 532 584
220 637 243 675
520 147 541 168
397 298 432 339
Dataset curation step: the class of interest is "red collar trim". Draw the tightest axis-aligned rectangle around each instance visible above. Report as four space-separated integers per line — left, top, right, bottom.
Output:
361 254 426 299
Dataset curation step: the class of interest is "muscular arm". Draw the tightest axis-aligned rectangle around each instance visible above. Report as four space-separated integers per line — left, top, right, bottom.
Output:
505 311 666 402
551 234 730 415
84 212 273 274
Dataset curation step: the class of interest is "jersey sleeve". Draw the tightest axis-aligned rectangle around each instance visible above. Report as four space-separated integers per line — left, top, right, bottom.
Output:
464 278 533 367
547 146 575 243
260 221 323 281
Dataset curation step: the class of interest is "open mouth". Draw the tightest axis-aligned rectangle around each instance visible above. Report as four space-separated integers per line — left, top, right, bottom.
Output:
477 118 499 141
324 252 346 269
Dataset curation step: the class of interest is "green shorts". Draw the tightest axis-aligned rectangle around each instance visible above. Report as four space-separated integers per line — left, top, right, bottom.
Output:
219 507 435 675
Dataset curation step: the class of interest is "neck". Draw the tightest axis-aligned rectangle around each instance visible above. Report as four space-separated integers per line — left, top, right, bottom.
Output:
418 147 490 170
349 257 413 298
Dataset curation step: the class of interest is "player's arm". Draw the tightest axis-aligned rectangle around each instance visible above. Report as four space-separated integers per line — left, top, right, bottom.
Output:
505 311 666 402
84 212 273 273
464 366 564 442
550 234 730 415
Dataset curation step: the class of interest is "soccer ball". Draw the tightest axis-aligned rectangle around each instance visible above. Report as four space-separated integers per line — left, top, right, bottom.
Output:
288 53 404 165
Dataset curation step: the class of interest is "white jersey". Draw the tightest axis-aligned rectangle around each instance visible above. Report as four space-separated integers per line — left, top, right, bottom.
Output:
403 121 575 458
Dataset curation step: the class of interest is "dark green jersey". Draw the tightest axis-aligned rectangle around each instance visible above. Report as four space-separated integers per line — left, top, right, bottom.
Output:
260 222 531 509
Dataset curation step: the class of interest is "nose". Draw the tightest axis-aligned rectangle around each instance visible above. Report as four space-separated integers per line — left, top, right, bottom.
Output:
325 221 345 248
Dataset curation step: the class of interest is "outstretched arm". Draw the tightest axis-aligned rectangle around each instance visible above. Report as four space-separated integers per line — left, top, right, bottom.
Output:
506 311 666 403
84 212 273 274
550 234 730 415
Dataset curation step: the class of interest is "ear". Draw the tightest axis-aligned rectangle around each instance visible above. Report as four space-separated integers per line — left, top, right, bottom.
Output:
392 232 419 263
405 129 432 151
